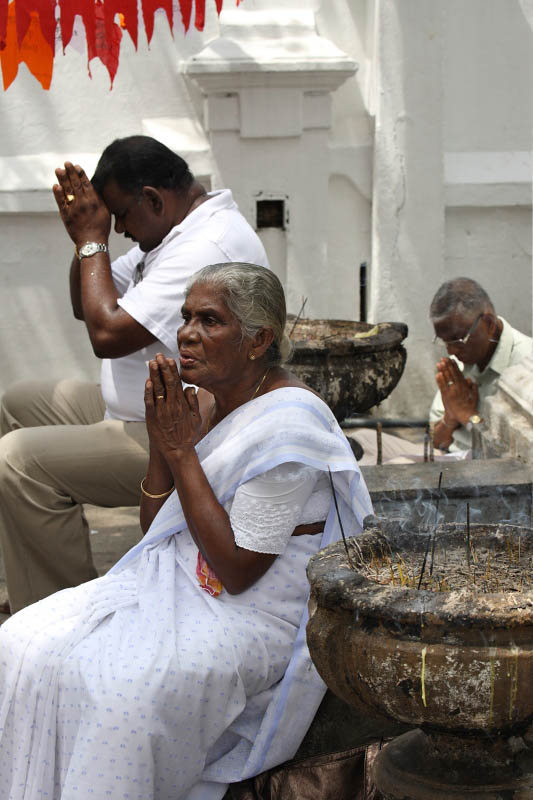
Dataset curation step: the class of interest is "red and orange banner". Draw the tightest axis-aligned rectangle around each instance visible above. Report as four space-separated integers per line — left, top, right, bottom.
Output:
0 0 230 89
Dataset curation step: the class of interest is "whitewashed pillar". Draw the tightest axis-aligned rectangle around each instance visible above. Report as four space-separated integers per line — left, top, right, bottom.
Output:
370 0 445 416
182 5 356 317
518 0 533 334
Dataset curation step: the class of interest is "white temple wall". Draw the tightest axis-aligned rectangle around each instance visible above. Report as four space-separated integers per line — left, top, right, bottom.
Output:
443 0 532 154
442 0 532 341
445 207 532 336
0 214 130 387
0 14 218 158
326 175 371 321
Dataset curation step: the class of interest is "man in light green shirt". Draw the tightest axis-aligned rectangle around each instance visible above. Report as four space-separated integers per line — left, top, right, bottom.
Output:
429 278 531 452
350 277 531 463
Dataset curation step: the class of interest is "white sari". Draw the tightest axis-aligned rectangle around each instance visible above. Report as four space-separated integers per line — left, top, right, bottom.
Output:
0 388 372 800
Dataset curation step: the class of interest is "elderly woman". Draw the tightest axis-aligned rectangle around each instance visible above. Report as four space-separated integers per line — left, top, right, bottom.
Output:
0 263 372 800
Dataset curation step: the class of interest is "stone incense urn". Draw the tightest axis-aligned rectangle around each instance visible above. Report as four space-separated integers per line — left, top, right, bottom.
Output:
286 318 407 421
307 519 533 799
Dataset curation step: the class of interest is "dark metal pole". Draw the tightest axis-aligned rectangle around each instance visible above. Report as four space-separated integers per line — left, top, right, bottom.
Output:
341 417 428 429
359 262 367 322
471 426 484 460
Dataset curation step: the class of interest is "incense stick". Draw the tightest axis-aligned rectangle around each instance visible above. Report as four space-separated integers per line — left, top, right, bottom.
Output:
328 466 355 569
418 471 443 587
466 502 471 572
429 472 443 577
288 297 308 338
429 422 435 463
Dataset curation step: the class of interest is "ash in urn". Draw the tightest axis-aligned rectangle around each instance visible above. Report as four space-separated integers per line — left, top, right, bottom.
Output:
352 522 533 594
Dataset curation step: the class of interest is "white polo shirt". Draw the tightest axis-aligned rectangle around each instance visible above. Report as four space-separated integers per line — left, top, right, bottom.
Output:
100 190 269 421
429 318 532 450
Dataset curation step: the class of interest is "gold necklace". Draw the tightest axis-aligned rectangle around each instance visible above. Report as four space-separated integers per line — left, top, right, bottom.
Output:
205 368 270 434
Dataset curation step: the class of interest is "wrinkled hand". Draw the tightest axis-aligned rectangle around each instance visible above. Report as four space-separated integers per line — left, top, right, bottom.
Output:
53 162 111 247
435 357 479 426
145 354 203 460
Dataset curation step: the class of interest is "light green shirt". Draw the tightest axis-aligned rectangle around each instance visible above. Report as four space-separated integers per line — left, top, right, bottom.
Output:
429 318 532 451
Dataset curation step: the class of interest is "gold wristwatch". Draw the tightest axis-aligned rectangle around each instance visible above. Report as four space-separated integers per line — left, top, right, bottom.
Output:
466 413 484 431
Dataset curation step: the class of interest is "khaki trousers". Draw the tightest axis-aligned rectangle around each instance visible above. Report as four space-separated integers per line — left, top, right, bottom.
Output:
0 380 149 612
351 428 425 465
349 428 456 465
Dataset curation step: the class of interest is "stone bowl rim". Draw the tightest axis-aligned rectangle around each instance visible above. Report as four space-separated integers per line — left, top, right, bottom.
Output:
287 319 408 354
307 523 533 631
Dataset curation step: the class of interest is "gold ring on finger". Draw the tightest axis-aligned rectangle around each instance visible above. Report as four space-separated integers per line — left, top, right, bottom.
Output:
447 380 454 386
156 394 165 399
66 193 75 203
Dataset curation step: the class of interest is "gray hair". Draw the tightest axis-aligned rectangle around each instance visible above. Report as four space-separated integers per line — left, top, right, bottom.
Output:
186 263 293 365
429 277 495 321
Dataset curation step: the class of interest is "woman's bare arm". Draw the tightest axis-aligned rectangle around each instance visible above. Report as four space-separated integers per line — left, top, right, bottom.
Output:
165 446 277 594
139 447 175 534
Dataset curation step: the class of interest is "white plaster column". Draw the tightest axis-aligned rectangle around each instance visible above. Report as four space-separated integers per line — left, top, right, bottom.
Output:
519 0 533 31
182 5 356 317
517 0 533 334
370 0 445 417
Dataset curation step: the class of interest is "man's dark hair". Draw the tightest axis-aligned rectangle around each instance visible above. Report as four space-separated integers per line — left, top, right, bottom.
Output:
430 277 495 320
92 136 194 196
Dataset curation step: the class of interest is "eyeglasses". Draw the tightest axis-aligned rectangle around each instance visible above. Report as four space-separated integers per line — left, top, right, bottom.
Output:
433 313 483 347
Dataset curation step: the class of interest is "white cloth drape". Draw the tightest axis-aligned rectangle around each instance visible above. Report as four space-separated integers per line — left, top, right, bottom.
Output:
0 388 372 800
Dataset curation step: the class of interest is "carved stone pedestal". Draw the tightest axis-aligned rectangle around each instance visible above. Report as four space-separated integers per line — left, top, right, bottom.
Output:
375 728 533 800
483 354 533 463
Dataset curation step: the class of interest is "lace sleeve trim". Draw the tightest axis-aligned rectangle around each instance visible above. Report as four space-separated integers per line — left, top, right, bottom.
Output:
230 463 321 554
232 498 304 554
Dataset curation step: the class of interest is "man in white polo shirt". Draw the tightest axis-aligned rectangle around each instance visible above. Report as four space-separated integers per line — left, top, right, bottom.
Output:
0 135 269 612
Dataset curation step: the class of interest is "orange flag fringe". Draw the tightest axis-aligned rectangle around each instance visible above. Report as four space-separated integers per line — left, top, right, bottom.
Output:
0 0 53 89
1 0 234 89
15 0 55 49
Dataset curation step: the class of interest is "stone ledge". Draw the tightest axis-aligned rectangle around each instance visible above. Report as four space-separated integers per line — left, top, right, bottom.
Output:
362 459 533 526
444 151 532 207
0 128 216 212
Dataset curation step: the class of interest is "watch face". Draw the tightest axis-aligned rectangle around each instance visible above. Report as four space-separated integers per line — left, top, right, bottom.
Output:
470 415 482 425
79 242 106 258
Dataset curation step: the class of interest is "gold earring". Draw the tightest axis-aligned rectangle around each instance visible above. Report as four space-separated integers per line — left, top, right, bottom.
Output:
249 353 256 361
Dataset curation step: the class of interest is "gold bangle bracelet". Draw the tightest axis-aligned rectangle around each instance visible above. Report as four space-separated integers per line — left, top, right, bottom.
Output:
140 477 174 499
